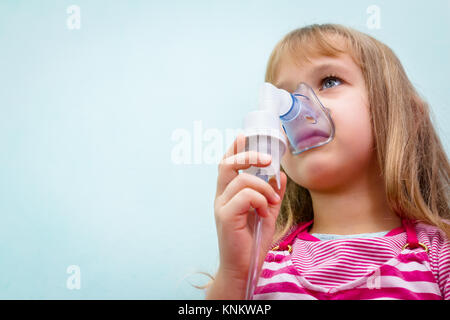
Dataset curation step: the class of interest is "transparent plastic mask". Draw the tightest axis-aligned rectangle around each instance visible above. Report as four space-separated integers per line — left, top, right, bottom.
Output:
280 82 335 155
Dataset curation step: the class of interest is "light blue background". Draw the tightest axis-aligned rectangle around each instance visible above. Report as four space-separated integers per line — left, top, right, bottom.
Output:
0 0 449 299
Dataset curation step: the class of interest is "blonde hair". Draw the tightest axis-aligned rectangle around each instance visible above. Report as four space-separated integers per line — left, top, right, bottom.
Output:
267 24 450 242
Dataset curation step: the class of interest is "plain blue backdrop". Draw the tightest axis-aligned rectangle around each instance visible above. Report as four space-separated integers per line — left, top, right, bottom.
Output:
0 0 449 299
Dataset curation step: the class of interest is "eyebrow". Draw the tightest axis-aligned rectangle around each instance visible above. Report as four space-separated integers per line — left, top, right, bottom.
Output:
275 61 352 90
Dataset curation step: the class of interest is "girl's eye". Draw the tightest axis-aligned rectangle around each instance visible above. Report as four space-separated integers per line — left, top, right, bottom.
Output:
320 76 342 90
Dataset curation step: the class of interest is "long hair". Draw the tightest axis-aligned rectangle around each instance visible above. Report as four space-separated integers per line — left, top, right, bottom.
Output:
265 24 450 242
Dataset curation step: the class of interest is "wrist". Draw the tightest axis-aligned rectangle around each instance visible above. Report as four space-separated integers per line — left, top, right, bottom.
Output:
205 267 248 300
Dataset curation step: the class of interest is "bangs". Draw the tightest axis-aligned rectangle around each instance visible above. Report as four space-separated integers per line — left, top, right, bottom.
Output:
266 25 361 83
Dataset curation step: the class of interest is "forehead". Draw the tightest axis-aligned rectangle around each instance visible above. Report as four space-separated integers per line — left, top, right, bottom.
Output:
274 53 360 92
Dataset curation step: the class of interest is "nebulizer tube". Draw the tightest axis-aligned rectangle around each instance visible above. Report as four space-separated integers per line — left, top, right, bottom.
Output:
244 172 267 300
242 82 335 300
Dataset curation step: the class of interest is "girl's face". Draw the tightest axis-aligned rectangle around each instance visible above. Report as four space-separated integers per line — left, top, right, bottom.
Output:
276 52 376 191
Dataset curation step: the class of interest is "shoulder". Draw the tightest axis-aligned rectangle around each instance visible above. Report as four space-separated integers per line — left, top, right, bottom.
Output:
414 219 450 251
414 219 450 290
270 224 298 249
270 220 312 249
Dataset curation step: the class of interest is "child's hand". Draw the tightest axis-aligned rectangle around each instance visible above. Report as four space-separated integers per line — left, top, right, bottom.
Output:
211 133 287 298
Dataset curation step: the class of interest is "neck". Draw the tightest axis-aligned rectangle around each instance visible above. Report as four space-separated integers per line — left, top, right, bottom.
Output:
308 164 401 235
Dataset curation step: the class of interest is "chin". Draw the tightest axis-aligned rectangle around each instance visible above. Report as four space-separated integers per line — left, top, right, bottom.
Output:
287 151 346 191
297 166 343 191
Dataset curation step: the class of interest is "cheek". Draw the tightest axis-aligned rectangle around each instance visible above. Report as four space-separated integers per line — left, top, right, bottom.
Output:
334 95 374 163
281 94 375 189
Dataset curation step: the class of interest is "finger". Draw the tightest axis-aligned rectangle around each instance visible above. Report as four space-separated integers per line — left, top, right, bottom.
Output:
220 172 280 205
266 171 288 217
268 171 287 195
221 188 269 222
222 150 272 166
216 151 272 197
222 133 246 161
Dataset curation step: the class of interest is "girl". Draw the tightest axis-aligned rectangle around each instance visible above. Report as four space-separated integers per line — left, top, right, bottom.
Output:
206 24 450 300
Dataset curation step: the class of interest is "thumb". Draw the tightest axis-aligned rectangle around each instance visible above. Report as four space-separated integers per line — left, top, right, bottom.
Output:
267 171 287 212
259 171 288 264
270 171 287 196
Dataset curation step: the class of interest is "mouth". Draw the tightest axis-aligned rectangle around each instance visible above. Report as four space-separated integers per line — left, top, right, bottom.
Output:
296 128 329 142
294 129 330 151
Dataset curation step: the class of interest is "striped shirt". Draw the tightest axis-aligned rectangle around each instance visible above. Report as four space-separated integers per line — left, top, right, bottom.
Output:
253 219 450 300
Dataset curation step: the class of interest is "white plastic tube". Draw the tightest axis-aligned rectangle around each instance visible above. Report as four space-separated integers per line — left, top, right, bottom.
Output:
241 135 285 300
242 89 288 299
241 82 333 299
245 194 265 300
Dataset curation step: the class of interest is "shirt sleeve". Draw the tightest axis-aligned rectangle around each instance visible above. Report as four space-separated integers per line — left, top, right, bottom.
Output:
437 220 450 299
425 220 450 300
439 244 450 299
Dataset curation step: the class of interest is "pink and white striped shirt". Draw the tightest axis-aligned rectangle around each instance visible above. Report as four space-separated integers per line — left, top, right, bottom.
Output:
253 219 450 300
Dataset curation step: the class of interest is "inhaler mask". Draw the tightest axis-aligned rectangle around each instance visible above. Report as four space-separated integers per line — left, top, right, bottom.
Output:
242 82 335 300
279 82 335 155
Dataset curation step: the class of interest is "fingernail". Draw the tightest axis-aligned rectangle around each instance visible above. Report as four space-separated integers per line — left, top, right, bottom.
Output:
272 192 281 203
259 153 271 163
